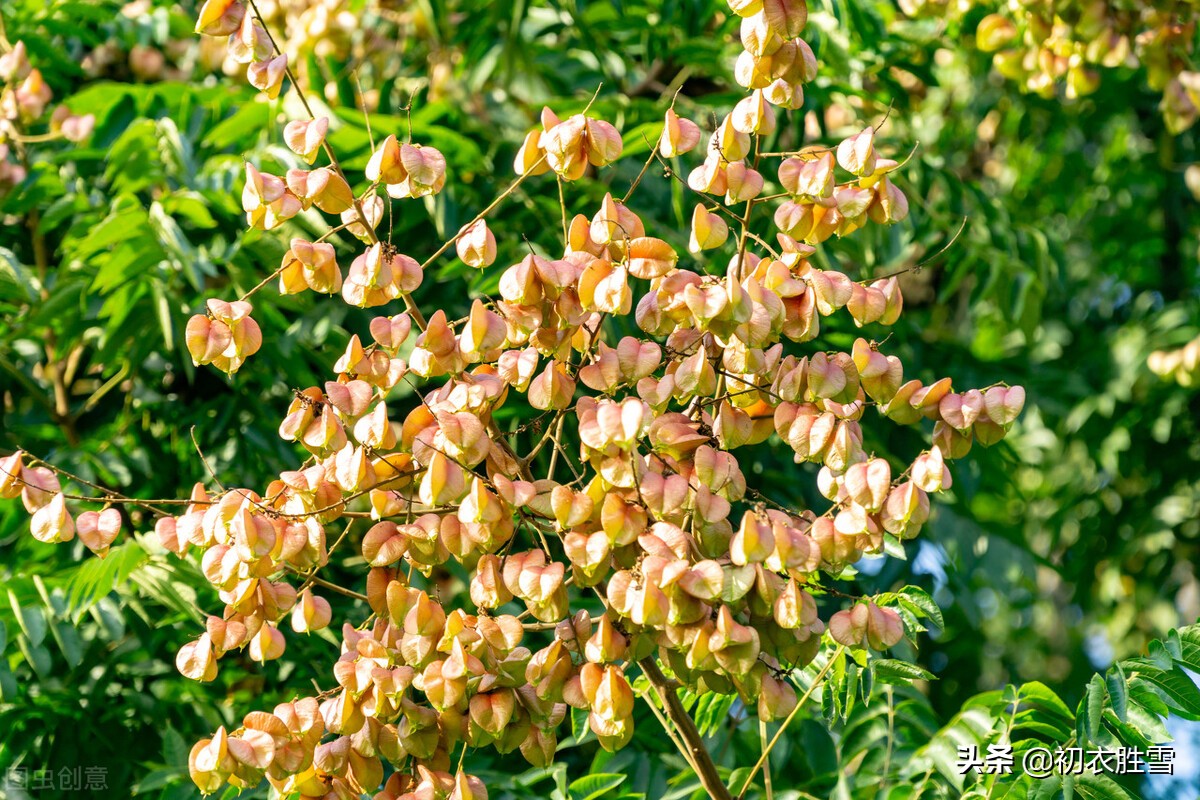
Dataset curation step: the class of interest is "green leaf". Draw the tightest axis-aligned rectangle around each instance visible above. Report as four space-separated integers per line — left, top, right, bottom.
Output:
202 100 267 150
162 724 189 766
1012 708 1073 741
1175 624 1200 674
619 121 662 157
131 767 185 794
1124 694 1172 744
0 657 17 701
1124 662 1200 721
8 590 47 646
1073 773 1140 800
872 658 936 684
570 705 590 743
567 773 626 800
692 690 737 737
90 596 126 641
105 118 168 193
51 620 84 669
882 533 908 561
0 246 36 302
1018 682 1074 722
1083 674 1107 743
895 585 944 630
17 634 52 678
1105 664 1128 722
66 540 148 620
1101 708 1152 750
159 190 218 228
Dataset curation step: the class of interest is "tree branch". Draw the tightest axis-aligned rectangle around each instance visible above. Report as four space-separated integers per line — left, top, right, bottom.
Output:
638 655 732 800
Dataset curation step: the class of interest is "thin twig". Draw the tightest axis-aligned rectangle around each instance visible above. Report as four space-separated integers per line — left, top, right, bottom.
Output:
418 155 547 275
190 426 225 492
737 646 846 800
862 215 967 283
760 719 775 800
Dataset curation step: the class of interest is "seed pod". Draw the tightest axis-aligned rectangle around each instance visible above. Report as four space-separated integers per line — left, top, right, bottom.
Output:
836 128 877 177
455 220 497 268
584 118 623 166
30 492 74 543
882 480 930 539
0 450 23 500
983 385 1026 426
659 108 702 157
688 204 729 253
194 0 244 36
514 129 550 176
779 152 835 198
177 634 219 682
976 13 1018 52
688 151 729 196
829 601 904 650
543 115 588 180
188 728 229 792
843 457 891 512
449 771 488 800
585 614 628 664
528 360 576 410
731 91 776 136
291 588 332 633
520 726 557 768
366 135 406 184
762 0 808 38
76 507 121 557
725 162 765 204
283 116 328 164
911 447 951 493
758 674 798 721
388 143 447 198
247 54 288 99
731 511 775 565
710 115 751 161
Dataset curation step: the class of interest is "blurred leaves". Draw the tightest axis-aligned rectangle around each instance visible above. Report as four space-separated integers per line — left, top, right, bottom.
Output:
0 0 1198 797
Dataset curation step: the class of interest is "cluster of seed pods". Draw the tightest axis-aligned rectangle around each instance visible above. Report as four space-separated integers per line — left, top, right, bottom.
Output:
0 1 1028 797
907 0 1199 132
0 41 95 193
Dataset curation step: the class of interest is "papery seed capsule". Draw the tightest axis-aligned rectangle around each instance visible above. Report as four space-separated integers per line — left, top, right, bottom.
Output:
725 162 764 204
76 508 121 557
366 135 406 184
195 0 244 36
247 54 288 99
837 128 877 177
389 143 447 198
291 588 332 633
688 204 729 253
31 492 74 543
455 219 497 268
585 118 623 166
659 108 702 157
283 116 328 164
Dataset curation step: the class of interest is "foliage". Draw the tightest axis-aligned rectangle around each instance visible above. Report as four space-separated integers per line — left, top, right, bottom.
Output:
1 0 1199 799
